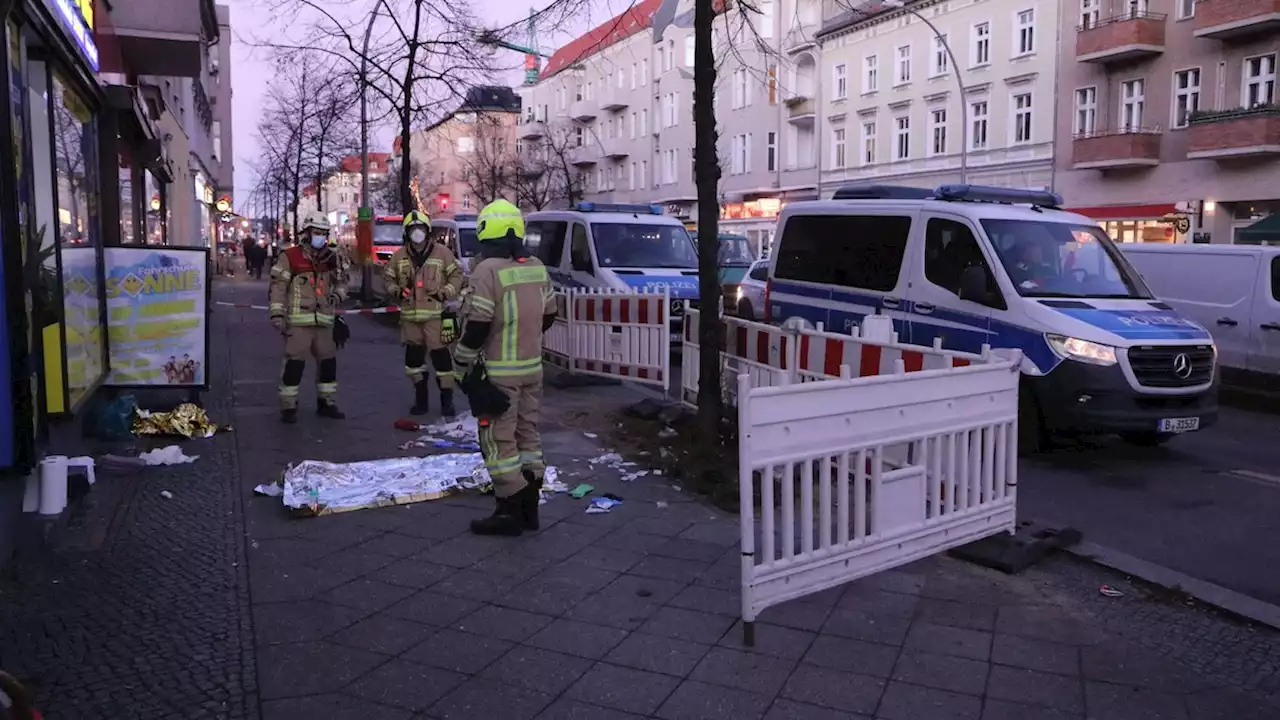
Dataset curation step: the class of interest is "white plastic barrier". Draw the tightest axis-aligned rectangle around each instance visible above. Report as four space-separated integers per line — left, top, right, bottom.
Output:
541 288 672 390
736 351 1023 641
681 306 990 409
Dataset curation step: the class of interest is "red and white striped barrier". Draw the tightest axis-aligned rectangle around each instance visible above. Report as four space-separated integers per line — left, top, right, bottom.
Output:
568 288 671 389
796 326 975 383
215 301 403 315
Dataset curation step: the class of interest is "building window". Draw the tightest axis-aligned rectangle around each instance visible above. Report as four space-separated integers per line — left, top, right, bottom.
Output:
1244 54 1277 108
834 63 847 100
457 136 475 153
767 131 777 171
971 100 988 150
894 116 910 159
832 127 846 168
896 45 911 85
664 93 679 127
1172 69 1200 129
685 36 695 66
1125 0 1149 18
931 35 949 76
1176 0 1194 20
929 108 947 156
863 54 878 92
657 43 666 74
1080 0 1099 29
1015 9 1035 56
462 195 472 209
1012 92 1033 143
640 159 648 188
733 68 751 108
861 121 876 164
971 22 990 66
1075 87 1097 135
1120 79 1145 130
730 133 752 174
575 126 584 147
515 138 524 154
757 0 774 38
641 108 649 135
640 59 649 85
666 39 675 71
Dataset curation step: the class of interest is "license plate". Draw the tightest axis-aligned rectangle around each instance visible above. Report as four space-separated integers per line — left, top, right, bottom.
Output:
1158 417 1200 433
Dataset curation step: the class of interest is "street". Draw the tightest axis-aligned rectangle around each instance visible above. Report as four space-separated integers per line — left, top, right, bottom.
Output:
1 274 1279 720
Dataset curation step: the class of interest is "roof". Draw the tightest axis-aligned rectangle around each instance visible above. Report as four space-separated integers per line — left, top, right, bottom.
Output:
815 1 894 41
540 0 664 80
339 152 390 174
460 85 521 113
780 199 1094 225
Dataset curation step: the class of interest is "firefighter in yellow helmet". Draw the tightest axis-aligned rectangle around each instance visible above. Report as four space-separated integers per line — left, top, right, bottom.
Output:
383 210 464 416
453 199 558 536
268 210 349 423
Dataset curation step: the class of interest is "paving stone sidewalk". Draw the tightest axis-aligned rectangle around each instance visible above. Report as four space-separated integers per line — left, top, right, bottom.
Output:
4 275 1280 720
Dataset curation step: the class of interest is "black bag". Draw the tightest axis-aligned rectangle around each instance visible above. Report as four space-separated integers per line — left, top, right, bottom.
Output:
459 363 510 419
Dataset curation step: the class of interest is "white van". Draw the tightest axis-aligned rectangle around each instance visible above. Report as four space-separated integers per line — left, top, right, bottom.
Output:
766 184 1219 451
432 214 481 273
1120 244 1280 386
525 203 701 341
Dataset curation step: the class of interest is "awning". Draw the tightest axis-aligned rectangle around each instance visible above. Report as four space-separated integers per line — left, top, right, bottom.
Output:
1236 214 1280 244
1064 203 1177 220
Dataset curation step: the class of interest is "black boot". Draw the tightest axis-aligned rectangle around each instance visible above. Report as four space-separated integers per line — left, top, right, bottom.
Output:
280 408 298 424
317 400 346 419
439 388 457 419
410 381 430 416
520 470 542 531
470 492 526 537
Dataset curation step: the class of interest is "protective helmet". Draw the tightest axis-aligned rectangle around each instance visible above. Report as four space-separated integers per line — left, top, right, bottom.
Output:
402 210 431 231
476 199 524 242
299 211 330 234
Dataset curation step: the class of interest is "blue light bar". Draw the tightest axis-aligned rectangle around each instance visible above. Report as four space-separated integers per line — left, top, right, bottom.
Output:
451 214 478 221
832 184 936 200
576 202 663 215
935 184 1064 208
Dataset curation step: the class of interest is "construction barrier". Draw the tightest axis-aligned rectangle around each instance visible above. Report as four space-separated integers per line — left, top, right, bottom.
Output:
565 288 670 388
736 349 1023 641
681 305 990 409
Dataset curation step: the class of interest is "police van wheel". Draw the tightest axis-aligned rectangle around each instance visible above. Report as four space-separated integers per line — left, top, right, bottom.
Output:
1017 390 1048 456
737 300 755 321
1120 432 1172 448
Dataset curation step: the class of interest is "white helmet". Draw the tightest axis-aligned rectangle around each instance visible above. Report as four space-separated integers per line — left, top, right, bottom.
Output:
299 211 330 234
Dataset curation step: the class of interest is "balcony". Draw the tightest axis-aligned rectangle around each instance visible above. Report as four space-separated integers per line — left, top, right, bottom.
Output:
518 122 545 140
1194 0 1280 40
786 96 816 125
568 100 597 122
1072 129 1162 170
601 139 629 159
1076 12 1167 64
570 150 598 167
99 0 219 77
783 28 818 55
1187 106 1280 159
599 88 628 112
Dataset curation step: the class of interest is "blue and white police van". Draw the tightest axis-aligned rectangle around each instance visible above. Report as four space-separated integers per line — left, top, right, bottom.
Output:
764 184 1218 452
524 203 701 342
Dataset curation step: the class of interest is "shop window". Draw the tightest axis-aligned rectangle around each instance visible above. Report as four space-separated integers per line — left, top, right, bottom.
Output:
52 73 104 409
118 147 135 244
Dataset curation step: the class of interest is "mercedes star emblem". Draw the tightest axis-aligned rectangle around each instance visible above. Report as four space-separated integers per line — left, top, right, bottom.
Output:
1172 353 1192 379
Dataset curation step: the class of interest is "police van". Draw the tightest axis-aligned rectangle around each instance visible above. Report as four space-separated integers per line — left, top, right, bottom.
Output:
525 203 701 341
432 214 482 273
765 184 1218 452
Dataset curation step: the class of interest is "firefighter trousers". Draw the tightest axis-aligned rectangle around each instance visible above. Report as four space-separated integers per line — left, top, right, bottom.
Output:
477 372 545 498
279 325 337 410
401 321 455 390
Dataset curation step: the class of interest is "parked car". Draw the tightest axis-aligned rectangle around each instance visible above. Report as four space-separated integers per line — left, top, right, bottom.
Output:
732 259 768 320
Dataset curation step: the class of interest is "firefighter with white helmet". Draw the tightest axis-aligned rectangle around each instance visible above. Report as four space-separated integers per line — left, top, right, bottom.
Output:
383 210 464 416
268 210 349 423
453 199 558 536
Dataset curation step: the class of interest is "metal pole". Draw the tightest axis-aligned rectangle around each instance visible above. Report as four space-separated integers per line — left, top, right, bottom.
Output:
358 1 380 303
907 9 967 184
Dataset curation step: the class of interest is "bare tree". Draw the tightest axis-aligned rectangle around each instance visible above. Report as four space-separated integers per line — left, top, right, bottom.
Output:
303 68 361 212
456 113 517 205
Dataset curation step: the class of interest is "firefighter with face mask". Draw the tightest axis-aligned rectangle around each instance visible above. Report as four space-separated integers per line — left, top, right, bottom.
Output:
453 199 558 536
383 211 463 417
268 211 348 423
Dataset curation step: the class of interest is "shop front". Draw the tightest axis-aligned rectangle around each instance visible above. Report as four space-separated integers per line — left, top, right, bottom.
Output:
720 198 783 258
1063 204 1193 245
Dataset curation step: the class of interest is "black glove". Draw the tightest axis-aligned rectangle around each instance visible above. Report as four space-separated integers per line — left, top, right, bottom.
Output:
459 364 510 419
333 316 350 349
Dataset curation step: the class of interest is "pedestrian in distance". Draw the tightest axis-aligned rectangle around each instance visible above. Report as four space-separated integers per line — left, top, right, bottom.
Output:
452 199 559 536
267 211 350 424
383 210 464 417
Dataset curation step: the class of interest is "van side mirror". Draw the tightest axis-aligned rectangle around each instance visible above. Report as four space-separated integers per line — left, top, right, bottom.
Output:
958 265 998 307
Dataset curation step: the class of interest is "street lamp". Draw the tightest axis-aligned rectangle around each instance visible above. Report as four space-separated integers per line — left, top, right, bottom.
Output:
882 0 967 183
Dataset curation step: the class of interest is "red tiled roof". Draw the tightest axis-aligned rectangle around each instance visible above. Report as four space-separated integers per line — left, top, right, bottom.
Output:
339 152 390 174
540 0 664 80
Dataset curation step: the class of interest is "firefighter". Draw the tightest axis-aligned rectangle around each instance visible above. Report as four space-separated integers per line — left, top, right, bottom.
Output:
453 199 558 536
383 211 463 417
268 211 348 423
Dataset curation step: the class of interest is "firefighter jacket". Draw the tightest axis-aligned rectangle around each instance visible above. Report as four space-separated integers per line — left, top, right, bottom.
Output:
382 242 463 324
454 255 556 379
268 245 348 328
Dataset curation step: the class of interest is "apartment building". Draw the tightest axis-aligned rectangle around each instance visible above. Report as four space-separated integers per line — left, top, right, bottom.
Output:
297 154 392 234
816 0 1057 201
1055 0 1280 244
390 86 522 215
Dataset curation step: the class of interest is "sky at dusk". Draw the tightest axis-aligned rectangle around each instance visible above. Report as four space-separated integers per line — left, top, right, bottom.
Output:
221 0 635 208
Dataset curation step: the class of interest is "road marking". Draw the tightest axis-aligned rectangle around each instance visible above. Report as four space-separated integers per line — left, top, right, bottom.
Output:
1226 469 1280 488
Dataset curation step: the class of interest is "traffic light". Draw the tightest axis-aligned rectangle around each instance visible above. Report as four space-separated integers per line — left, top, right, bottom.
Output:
438 194 450 211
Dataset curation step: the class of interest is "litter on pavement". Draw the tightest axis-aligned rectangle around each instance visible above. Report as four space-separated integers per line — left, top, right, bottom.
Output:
133 404 229 439
138 446 199 466
159 490 174 499
586 497 622 514
253 483 283 497
1099 584 1125 598
570 483 594 499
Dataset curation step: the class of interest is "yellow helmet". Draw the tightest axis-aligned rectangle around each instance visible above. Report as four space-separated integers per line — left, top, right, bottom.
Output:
476 199 524 242
402 211 431 231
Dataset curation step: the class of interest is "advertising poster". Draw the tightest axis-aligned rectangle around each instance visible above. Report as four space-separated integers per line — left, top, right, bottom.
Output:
59 245 105 406
103 247 208 387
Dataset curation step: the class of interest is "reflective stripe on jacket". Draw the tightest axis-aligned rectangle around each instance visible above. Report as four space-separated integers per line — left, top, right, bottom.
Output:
457 256 556 378
382 243 462 323
268 245 347 327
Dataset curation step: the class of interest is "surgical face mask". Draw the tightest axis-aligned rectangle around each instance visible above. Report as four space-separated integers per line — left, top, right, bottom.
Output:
310 234 327 249
410 229 427 244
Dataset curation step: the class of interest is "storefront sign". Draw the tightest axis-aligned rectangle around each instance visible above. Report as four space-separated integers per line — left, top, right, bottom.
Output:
44 0 99 71
103 247 210 388
721 198 783 220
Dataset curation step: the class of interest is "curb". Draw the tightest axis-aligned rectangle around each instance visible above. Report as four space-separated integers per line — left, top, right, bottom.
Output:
1067 540 1280 631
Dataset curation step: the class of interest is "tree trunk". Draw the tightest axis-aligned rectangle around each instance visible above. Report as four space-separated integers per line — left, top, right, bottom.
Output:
315 137 326 213
693 0 723 446
398 1 423 213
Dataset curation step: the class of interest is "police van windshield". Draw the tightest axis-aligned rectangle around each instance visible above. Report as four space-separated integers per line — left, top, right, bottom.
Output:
591 223 698 269
373 220 403 246
718 235 754 266
980 219 1152 299
457 227 481 257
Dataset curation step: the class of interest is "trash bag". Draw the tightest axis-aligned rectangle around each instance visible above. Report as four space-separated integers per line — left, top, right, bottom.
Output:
86 393 138 441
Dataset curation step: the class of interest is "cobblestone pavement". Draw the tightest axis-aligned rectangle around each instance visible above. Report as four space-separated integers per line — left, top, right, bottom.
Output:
4 275 1280 720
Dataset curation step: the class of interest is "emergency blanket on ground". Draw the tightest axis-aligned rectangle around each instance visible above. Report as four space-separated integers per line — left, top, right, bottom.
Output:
133 404 229 439
282 455 486 516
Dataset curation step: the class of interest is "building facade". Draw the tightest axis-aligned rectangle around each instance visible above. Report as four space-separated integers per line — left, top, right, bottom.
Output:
298 153 391 242
1055 0 1280 244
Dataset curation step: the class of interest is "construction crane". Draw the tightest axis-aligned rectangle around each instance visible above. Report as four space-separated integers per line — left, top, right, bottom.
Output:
476 8 550 85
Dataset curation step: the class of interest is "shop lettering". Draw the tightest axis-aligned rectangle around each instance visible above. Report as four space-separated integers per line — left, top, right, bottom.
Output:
1114 314 1198 328
142 269 202 294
